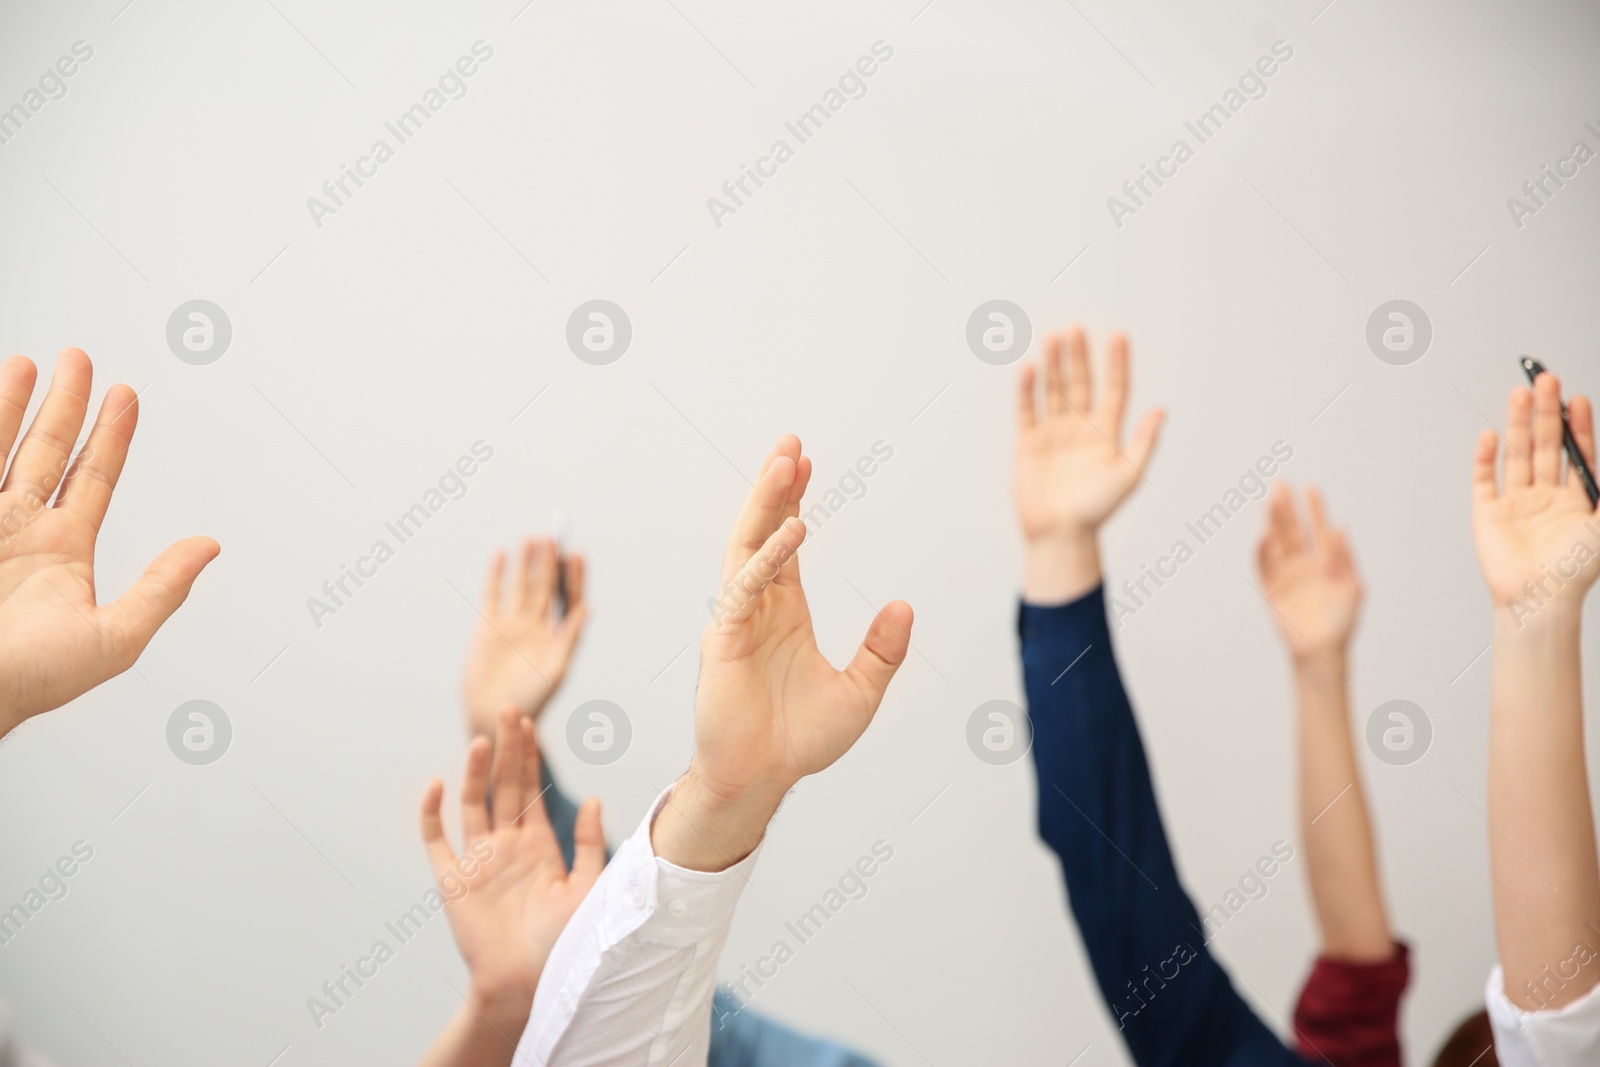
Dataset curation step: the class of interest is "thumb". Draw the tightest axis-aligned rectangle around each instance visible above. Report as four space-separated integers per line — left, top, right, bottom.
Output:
844 600 914 709
99 536 220 657
1126 408 1165 476
571 797 606 886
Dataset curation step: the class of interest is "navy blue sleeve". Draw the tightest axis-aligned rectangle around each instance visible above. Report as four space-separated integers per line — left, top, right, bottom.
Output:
1021 586 1306 1067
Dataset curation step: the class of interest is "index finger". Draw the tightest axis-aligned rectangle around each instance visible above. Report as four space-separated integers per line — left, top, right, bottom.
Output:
55 384 139 530
723 437 799 578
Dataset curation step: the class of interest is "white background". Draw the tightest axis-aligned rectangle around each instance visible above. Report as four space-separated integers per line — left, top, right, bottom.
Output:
0 1 1598 1064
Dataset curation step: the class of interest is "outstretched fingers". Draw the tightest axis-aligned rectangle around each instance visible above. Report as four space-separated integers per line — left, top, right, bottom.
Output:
419 779 459 878
55 384 139 530
719 516 806 626
0 356 38 463
1572 397 1597 499
1268 484 1303 557
1305 486 1331 548
844 599 914 711
1505 387 1534 488
1016 362 1038 430
1532 373 1565 487
1 348 90 503
460 736 492 841
1472 429 1501 503
725 438 799 574
489 706 523 829
777 454 813 585
516 718 563 856
571 796 606 885
1042 335 1064 416
528 538 558 618
1094 333 1129 439
1064 328 1091 414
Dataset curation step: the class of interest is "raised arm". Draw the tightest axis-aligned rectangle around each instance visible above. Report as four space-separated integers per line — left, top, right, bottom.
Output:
514 435 912 1067
416 706 605 1067
1472 374 1600 1012
1255 486 1393 961
461 536 587 740
1016 329 1300 1067
0 348 218 737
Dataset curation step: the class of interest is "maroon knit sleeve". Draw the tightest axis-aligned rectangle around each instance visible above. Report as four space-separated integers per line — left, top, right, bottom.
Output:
1291 942 1411 1067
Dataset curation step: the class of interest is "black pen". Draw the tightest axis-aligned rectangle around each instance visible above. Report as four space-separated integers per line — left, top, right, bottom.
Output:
1520 356 1600 506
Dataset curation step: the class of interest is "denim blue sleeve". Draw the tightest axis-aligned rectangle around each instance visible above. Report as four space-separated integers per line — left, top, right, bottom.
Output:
537 762 881 1067
709 991 880 1067
1021 587 1306 1067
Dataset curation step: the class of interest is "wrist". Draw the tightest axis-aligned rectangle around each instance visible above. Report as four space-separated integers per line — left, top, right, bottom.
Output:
466 978 534 1031
1292 646 1351 677
1493 593 1584 638
650 764 784 873
1022 531 1102 605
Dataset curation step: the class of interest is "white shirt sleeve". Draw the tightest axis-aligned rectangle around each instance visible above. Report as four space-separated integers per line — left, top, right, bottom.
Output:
514 787 759 1067
1486 964 1600 1067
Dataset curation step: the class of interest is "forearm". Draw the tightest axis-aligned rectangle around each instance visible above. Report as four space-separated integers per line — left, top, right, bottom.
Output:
1024 582 1279 1066
417 996 528 1067
1293 655 1393 960
1489 606 1600 1009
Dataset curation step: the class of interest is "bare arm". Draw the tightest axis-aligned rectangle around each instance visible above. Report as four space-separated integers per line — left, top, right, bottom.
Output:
1257 486 1393 960
655 435 913 871
1473 376 1600 1010
416 707 605 1067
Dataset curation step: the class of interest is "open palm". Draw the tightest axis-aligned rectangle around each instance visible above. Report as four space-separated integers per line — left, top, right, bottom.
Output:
0 350 217 734
692 436 913 805
1014 329 1164 541
1256 485 1363 660
420 706 604 1016
1472 376 1600 608
462 537 587 738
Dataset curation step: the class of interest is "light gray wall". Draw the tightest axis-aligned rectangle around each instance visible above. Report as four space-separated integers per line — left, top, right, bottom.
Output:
0 1 1597 1064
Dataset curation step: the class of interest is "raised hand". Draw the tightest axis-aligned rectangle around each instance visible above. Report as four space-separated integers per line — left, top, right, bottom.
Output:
654 436 913 872
1256 485 1363 663
1477 373 1600 1014
0 349 218 737
1014 327 1164 603
461 537 587 739
418 706 604 1057
1472 373 1600 620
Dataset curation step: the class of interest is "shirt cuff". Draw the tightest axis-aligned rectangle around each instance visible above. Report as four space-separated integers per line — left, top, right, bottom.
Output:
1486 964 1600 1067
600 785 763 948
1019 584 1111 644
